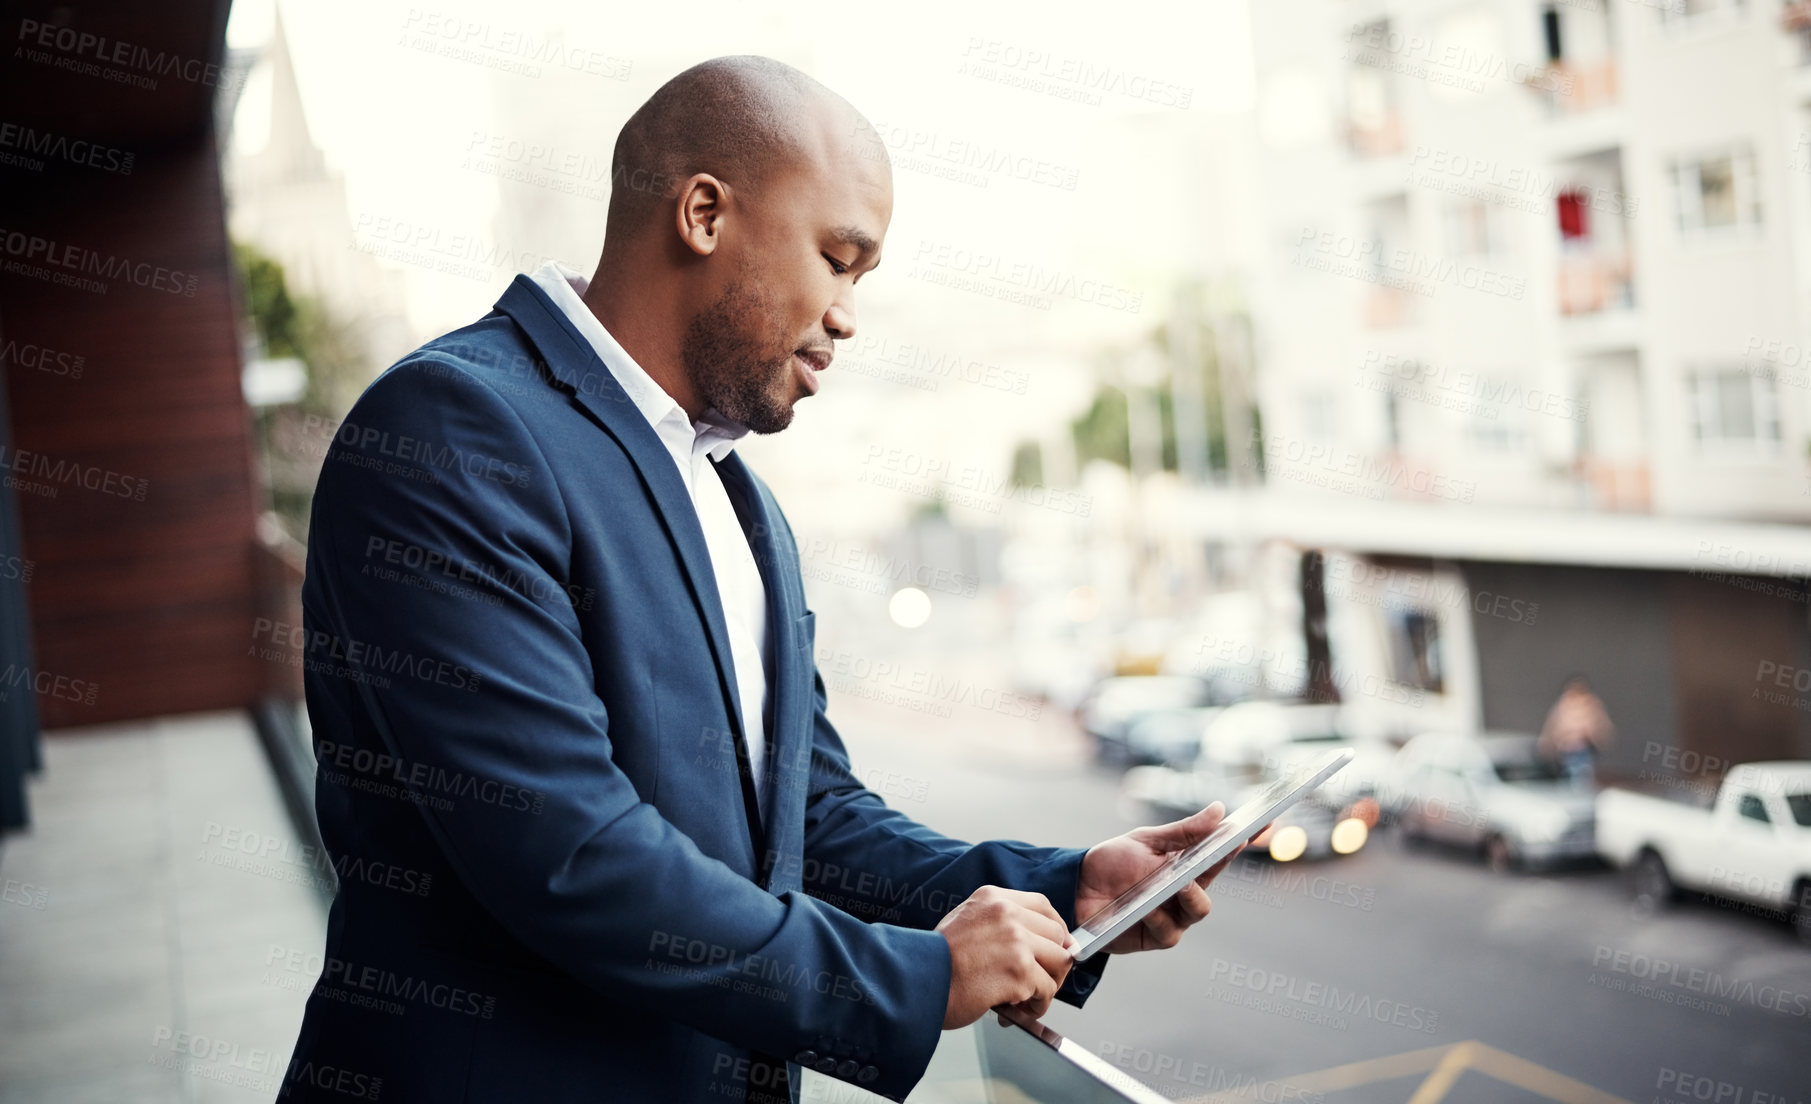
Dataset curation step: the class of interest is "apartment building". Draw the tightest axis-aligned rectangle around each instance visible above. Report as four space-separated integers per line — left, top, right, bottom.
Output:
1226 0 1811 771
1248 0 1811 519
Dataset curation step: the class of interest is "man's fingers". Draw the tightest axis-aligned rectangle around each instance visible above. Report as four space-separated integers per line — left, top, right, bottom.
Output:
1028 932 1074 987
979 889 1070 950
1168 881 1212 926
991 888 1069 934
1195 843 1245 888
1147 801 1226 853
1138 904 1186 949
1016 937 1066 1019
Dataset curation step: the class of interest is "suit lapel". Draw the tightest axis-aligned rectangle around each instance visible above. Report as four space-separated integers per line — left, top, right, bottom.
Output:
713 452 808 887
493 276 766 859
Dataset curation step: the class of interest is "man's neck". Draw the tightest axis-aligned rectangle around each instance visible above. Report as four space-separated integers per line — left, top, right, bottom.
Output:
581 271 704 420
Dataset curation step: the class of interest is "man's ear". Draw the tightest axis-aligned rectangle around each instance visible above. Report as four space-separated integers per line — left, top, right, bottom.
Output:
675 173 727 257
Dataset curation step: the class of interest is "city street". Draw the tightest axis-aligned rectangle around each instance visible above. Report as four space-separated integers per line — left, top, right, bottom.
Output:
826 688 1811 1104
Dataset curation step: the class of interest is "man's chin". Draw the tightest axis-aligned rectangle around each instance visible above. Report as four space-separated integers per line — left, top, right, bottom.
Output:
735 395 795 436
749 406 796 435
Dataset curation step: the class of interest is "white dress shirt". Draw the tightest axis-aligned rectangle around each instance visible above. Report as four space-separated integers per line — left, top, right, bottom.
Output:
529 262 775 817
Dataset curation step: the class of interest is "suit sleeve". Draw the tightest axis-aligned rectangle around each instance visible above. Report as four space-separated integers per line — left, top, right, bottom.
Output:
795 673 1110 1006
304 358 948 1101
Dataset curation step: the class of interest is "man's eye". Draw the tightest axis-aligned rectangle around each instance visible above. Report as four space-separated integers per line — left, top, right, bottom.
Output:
825 255 849 276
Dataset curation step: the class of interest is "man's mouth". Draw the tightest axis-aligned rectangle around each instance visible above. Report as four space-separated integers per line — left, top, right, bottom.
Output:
793 348 832 395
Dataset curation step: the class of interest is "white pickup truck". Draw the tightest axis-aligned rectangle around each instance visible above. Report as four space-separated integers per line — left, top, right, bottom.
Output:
1596 762 1811 942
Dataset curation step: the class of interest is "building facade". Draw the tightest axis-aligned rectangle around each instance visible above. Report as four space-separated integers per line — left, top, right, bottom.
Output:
1232 0 1811 775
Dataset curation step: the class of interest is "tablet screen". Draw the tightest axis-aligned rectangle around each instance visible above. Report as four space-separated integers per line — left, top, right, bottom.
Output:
1068 747 1353 959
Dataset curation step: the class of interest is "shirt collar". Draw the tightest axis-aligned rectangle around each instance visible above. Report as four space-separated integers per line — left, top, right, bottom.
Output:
693 406 750 462
527 261 749 462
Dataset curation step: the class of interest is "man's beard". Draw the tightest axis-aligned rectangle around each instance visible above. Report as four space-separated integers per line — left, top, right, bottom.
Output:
681 271 803 435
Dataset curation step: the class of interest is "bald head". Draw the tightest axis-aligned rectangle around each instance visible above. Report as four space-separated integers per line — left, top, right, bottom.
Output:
606 55 859 241
587 56 892 434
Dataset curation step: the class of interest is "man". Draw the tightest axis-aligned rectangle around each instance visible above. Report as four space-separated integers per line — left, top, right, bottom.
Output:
283 56 1235 1103
1539 674 1615 786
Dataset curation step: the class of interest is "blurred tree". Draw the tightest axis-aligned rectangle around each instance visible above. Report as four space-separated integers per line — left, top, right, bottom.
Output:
236 245 302 360
234 243 367 415
1065 310 1264 480
910 493 949 523
1009 440 1045 488
234 242 369 539
1070 384 1132 470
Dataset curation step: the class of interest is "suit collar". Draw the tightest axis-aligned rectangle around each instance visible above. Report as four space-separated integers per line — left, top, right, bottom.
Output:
522 263 752 464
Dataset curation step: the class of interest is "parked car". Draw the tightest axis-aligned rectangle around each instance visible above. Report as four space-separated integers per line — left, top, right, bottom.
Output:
1267 737 1399 822
1197 701 1346 771
1082 672 1248 765
1597 761 1811 941
1120 706 1227 768
1390 732 1596 872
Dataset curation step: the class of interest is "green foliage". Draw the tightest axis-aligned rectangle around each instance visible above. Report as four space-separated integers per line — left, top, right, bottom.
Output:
1063 309 1263 480
1071 385 1132 469
233 242 367 414
1009 440 1045 488
234 243 303 360
233 241 370 540
910 495 950 522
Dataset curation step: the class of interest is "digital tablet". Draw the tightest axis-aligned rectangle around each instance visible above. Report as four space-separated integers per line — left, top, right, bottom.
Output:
1068 747 1354 961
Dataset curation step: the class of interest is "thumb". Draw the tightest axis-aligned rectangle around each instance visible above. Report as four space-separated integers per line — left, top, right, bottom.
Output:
1143 801 1226 853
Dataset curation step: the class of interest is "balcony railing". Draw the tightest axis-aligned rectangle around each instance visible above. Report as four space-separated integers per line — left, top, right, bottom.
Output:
1521 58 1617 116
1557 251 1634 316
1574 457 1651 513
1347 112 1406 158
1362 285 1415 329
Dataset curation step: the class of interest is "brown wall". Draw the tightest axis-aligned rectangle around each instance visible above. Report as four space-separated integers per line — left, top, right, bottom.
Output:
1465 561 1678 780
1465 560 1811 785
2 132 266 729
1664 571 1811 769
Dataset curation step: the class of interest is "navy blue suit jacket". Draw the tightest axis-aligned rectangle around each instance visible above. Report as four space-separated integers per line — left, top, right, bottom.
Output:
282 276 1106 1103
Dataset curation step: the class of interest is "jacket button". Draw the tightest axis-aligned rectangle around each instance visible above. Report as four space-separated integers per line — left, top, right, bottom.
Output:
814 1056 838 1074
836 1059 859 1079
796 1050 818 1066
857 1065 879 1083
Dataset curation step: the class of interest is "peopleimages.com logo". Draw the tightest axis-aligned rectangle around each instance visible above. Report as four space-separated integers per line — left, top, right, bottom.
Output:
14 17 248 93
0 226 197 297
1591 946 1810 1018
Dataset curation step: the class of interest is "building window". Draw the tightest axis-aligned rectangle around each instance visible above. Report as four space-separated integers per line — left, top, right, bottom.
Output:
1387 608 1445 694
1465 388 1526 451
1670 147 1761 234
1688 366 1780 453
1383 385 1404 451
1346 20 1403 157
1444 200 1506 258
1302 392 1339 443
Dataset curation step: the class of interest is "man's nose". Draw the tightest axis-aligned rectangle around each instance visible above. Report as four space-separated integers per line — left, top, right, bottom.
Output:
824 295 857 340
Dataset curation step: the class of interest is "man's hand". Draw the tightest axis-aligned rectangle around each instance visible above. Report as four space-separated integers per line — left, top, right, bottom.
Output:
935 886 1073 1029
1075 802 1243 955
